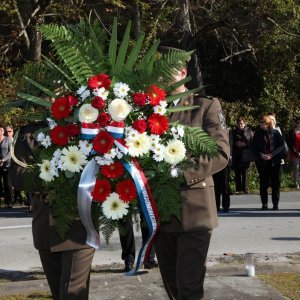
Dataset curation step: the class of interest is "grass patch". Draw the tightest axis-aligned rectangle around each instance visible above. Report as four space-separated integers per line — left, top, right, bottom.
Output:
258 272 300 300
0 292 51 300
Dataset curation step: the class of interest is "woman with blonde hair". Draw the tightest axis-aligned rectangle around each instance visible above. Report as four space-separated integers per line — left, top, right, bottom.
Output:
251 115 287 210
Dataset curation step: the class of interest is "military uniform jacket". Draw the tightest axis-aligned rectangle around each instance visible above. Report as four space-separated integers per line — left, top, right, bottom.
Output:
161 95 230 232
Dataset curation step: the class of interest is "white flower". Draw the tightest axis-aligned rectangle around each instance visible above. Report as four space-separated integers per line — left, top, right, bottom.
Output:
78 103 99 123
149 134 161 150
164 140 186 165
53 149 62 160
108 98 132 121
125 128 140 141
37 132 45 142
81 89 91 100
126 132 151 157
41 135 52 148
79 140 93 156
102 192 129 220
159 100 168 107
171 125 185 139
60 146 88 173
153 104 167 115
38 160 54 182
113 82 130 98
152 143 165 162
93 87 109 100
47 118 57 129
76 85 87 95
95 156 113 166
170 166 180 177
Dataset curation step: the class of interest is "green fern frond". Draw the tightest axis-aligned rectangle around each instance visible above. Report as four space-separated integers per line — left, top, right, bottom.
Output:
23 76 57 98
183 126 219 157
99 215 119 244
17 92 52 107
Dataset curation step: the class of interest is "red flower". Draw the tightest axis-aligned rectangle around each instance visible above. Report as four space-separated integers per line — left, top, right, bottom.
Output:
93 131 114 154
91 179 111 203
91 96 105 110
97 112 111 127
88 73 111 90
51 97 71 119
67 123 80 136
66 95 79 107
133 92 147 106
132 119 147 133
101 162 124 179
50 125 69 146
148 113 169 135
116 179 137 202
147 84 166 106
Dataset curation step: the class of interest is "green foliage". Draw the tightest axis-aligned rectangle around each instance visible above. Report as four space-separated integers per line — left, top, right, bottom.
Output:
183 126 220 157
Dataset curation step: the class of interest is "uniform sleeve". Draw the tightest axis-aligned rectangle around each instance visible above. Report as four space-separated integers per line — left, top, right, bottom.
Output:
183 99 230 186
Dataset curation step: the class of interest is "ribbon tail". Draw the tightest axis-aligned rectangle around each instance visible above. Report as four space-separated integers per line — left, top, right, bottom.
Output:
123 159 160 275
77 159 100 249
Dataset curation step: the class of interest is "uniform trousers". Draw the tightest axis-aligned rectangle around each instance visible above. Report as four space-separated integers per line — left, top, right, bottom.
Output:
154 230 212 300
39 247 95 300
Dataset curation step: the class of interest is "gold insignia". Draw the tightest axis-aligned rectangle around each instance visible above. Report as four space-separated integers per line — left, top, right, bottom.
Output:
183 100 190 106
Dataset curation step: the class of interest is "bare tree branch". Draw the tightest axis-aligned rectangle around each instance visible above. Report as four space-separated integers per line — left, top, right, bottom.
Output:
267 17 300 38
220 47 253 62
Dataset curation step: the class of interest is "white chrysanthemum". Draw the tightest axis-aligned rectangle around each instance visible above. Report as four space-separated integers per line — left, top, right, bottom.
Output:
78 103 99 123
41 135 51 148
125 128 140 141
171 125 185 140
153 143 166 155
153 153 164 162
79 140 93 156
102 192 129 220
60 146 88 173
47 118 57 129
81 89 91 100
38 160 54 182
153 104 167 115
108 98 132 121
149 134 161 150
126 132 151 157
49 160 59 177
76 85 87 95
177 125 185 137
52 149 62 161
37 132 45 142
113 82 130 98
159 100 168 107
95 156 113 166
170 166 180 178
93 87 109 100
164 139 186 165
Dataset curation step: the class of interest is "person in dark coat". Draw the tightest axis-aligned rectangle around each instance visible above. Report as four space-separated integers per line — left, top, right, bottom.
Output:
251 115 287 210
231 116 253 194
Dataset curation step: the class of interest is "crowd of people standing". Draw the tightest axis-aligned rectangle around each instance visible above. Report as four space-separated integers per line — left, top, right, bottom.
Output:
213 113 300 213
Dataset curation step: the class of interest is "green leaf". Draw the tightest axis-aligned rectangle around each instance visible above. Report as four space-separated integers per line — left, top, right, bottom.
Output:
17 92 52 107
167 105 199 113
165 88 200 103
109 18 118 68
113 21 131 75
23 76 57 98
136 39 160 70
125 31 145 70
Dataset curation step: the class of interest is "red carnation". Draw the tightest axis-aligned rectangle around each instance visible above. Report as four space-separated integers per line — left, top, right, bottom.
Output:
50 125 69 146
91 96 105 110
101 162 124 179
91 179 111 203
66 95 79 107
88 73 111 90
97 112 111 127
133 92 147 106
132 119 147 133
147 84 166 106
148 113 169 135
93 131 114 154
51 97 71 119
116 179 137 202
67 123 80 137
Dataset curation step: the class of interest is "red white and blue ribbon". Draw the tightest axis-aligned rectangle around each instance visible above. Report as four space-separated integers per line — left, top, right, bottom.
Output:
122 159 160 274
81 122 100 140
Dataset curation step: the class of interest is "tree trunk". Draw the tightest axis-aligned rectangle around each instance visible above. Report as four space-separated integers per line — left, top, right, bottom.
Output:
177 0 205 94
131 0 141 39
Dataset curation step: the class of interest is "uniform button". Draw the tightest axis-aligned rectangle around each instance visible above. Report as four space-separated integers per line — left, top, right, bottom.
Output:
183 100 190 106
202 182 206 187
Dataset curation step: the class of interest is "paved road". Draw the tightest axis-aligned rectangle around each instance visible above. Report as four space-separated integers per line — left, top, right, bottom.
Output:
0 191 299 273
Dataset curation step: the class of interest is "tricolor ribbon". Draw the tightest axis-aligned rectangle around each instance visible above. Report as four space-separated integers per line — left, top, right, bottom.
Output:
81 122 100 140
77 121 160 274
